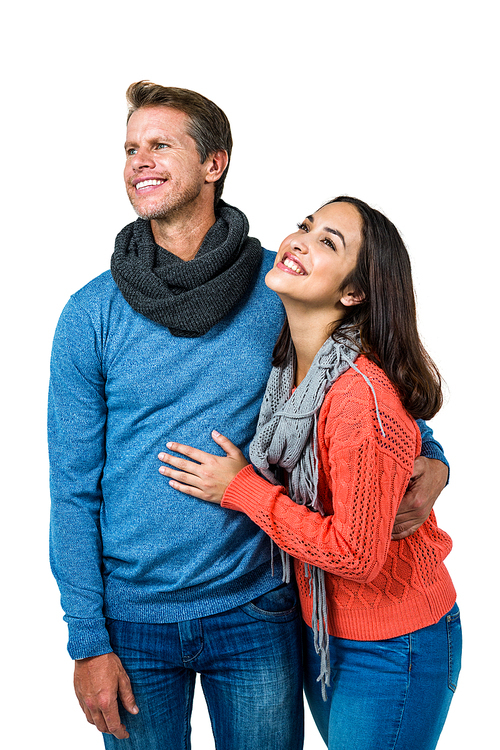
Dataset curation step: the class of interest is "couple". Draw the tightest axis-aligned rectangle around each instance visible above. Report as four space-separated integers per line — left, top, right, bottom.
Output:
49 81 460 750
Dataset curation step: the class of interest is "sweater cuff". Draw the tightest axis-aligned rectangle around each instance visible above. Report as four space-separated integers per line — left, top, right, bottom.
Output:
420 442 450 485
222 464 281 515
417 419 450 484
66 616 113 660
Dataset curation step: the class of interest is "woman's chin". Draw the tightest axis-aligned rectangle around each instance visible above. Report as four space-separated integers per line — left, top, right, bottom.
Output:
264 267 280 291
265 265 295 290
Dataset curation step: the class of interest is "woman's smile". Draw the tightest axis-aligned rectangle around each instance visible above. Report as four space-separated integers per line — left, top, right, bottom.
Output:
266 202 363 315
276 252 308 276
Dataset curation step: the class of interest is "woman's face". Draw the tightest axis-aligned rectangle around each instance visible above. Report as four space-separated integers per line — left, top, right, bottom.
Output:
266 202 363 314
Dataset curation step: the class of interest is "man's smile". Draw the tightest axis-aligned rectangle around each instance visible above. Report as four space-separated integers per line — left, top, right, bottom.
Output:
134 178 167 191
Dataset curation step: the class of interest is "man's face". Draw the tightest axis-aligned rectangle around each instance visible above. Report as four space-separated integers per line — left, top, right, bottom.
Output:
124 106 211 221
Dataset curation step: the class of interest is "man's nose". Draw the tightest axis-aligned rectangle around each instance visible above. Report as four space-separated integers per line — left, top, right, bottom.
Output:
131 147 155 169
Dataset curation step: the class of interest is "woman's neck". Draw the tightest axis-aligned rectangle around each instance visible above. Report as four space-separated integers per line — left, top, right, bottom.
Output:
287 309 344 386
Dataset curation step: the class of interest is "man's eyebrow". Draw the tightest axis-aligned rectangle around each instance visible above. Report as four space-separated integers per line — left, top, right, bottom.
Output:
306 215 346 248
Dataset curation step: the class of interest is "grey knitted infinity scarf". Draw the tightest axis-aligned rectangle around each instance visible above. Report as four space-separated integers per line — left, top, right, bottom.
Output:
111 201 262 337
249 332 360 699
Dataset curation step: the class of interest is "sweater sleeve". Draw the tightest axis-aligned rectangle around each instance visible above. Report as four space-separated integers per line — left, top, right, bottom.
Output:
48 296 112 660
221 375 417 583
416 419 450 482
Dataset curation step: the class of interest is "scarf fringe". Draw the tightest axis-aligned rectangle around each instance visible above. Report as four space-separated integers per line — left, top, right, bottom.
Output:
251 333 384 702
306 562 330 700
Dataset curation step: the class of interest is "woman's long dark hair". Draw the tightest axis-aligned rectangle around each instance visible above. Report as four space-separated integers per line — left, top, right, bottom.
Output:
272 196 443 421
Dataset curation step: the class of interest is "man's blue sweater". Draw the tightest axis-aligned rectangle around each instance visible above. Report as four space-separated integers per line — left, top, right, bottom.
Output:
48 250 447 660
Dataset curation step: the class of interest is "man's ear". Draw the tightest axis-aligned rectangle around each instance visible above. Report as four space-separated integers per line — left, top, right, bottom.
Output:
340 288 365 307
205 150 229 184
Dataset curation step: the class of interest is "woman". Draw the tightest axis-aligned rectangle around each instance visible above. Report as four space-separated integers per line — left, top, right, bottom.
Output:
157 196 461 749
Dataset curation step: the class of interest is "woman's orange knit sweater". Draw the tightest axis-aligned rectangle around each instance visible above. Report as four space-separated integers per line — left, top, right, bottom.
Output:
221 356 456 641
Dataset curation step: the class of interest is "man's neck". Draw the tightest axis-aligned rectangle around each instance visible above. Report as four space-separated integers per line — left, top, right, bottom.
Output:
150 203 217 261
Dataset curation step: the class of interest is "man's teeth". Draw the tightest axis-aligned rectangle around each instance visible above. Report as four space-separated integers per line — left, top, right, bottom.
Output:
136 179 164 189
283 257 305 274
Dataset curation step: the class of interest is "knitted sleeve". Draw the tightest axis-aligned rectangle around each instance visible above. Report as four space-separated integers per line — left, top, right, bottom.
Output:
221 367 419 583
417 419 450 482
48 296 112 660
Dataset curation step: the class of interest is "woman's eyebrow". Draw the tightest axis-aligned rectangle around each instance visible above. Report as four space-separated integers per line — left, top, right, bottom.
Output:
307 215 346 248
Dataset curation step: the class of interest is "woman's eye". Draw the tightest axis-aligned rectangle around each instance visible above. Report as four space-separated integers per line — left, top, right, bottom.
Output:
322 237 336 251
297 222 308 232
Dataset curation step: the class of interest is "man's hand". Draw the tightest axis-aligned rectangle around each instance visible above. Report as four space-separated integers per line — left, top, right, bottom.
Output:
392 456 448 540
74 652 138 740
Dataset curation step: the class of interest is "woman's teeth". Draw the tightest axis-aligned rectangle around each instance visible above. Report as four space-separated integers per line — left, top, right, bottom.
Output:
283 257 305 274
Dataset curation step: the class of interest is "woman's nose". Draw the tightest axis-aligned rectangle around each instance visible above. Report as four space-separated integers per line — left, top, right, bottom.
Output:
291 236 309 254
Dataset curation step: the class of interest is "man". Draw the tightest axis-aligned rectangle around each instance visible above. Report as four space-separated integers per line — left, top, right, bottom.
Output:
49 81 449 749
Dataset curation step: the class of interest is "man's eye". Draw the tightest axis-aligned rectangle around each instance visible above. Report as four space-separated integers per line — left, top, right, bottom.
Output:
156 143 169 149
126 148 137 156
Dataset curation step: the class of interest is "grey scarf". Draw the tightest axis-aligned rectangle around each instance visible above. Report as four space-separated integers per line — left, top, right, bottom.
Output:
110 201 262 337
249 332 361 699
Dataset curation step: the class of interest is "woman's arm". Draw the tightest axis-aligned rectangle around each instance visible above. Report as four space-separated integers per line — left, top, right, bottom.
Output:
159 435 401 582
159 371 418 583
221 439 411 583
392 419 449 540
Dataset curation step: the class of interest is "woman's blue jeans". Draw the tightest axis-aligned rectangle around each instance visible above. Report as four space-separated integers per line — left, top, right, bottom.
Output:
303 603 462 750
102 582 304 749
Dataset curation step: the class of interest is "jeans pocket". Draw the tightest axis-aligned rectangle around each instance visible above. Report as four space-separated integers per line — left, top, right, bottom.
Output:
446 603 462 692
239 582 299 623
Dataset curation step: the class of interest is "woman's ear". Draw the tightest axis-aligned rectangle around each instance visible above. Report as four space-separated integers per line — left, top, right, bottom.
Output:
340 288 365 307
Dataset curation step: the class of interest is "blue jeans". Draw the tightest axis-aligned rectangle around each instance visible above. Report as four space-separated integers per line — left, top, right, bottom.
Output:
103 582 304 749
304 604 462 750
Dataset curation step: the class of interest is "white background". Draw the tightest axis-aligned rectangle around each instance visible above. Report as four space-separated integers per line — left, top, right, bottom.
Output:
2 1 498 747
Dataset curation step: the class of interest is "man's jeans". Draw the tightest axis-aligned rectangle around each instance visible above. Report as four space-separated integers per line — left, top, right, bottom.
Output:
103 582 304 750
304 603 462 749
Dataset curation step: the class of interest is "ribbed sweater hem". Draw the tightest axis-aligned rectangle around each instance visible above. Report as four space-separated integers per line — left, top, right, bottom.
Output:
103 558 282 624
222 466 456 642
299 564 457 641
66 559 283 660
